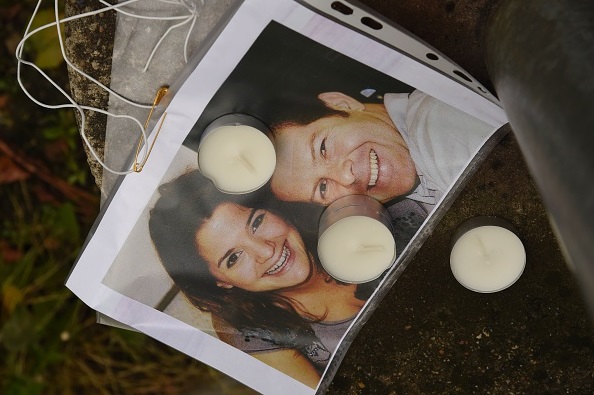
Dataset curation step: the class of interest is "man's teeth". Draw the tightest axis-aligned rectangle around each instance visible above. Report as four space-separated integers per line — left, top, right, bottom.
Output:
266 245 290 275
369 150 378 187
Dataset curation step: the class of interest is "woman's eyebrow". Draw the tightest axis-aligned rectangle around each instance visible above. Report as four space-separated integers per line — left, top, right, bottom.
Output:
217 208 257 268
245 207 257 227
218 248 233 268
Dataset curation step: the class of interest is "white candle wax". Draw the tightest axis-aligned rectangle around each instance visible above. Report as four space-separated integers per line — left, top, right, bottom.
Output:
450 224 526 293
317 196 396 283
318 216 396 283
198 125 276 194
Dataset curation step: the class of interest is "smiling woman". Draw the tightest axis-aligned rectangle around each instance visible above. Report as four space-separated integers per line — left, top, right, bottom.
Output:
148 170 368 388
197 203 313 292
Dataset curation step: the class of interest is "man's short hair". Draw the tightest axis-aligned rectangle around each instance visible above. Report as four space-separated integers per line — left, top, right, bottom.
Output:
260 92 348 131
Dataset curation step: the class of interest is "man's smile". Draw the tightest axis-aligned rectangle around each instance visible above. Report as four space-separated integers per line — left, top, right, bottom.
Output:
270 96 418 204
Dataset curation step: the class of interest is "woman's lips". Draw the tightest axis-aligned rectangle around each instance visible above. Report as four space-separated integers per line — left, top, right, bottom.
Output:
265 242 291 275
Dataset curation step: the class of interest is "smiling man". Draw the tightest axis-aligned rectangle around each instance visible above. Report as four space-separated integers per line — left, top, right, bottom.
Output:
269 90 494 211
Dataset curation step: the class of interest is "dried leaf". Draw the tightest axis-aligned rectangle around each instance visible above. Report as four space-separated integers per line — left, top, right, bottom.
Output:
44 139 69 159
4 32 22 55
0 240 22 263
0 4 22 20
27 9 65 70
0 94 8 109
2 284 23 314
0 155 30 184
43 237 61 251
35 47 64 70
32 183 58 204
1 245 22 264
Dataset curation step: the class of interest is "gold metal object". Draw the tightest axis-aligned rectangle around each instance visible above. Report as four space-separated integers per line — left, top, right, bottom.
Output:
133 86 169 172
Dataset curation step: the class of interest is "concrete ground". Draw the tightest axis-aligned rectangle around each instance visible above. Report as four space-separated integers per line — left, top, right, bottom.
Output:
66 0 594 393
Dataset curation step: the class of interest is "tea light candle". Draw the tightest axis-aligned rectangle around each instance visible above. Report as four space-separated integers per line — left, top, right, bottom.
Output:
450 217 526 293
318 195 396 283
198 114 276 194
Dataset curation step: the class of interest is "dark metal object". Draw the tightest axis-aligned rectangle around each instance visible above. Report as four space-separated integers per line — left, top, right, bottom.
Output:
486 0 594 317
450 216 520 248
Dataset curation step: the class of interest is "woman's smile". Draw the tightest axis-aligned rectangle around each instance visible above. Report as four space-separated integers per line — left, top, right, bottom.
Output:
196 203 312 292
264 242 291 276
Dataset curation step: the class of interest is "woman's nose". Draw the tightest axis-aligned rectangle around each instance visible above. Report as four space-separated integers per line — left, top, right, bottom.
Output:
250 239 275 264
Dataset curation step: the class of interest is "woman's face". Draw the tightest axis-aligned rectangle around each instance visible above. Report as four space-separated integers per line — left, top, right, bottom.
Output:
196 203 312 292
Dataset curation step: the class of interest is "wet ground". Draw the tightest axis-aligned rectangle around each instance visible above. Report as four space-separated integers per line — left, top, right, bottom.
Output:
325 2 594 393
65 0 594 393
326 130 594 394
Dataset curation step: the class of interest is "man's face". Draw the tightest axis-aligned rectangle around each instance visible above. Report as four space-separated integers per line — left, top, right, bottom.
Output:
270 102 418 205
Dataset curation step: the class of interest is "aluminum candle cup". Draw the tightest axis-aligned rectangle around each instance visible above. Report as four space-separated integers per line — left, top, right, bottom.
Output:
450 216 526 293
318 195 396 283
198 114 276 194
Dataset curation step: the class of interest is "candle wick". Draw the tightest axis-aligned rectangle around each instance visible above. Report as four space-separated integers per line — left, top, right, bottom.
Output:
475 235 490 261
355 244 385 253
237 153 256 173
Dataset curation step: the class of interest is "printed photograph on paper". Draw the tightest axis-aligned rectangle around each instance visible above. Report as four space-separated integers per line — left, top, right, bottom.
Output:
101 20 497 390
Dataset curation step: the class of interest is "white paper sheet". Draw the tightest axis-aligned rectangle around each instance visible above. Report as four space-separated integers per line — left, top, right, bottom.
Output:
67 0 507 393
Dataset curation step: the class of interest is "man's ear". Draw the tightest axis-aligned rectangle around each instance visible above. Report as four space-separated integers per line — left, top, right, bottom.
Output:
216 281 233 289
318 92 365 111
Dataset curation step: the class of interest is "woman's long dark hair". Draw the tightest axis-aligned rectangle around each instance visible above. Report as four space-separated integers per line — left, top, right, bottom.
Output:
148 170 326 351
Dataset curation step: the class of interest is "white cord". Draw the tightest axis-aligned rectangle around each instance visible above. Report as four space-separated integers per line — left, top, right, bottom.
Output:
16 53 148 175
142 14 195 72
97 0 194 21
16 0 203 175
184 12 199 63
16 1 152 109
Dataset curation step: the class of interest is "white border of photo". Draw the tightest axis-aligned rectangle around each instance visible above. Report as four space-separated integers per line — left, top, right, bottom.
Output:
66 0 507 393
